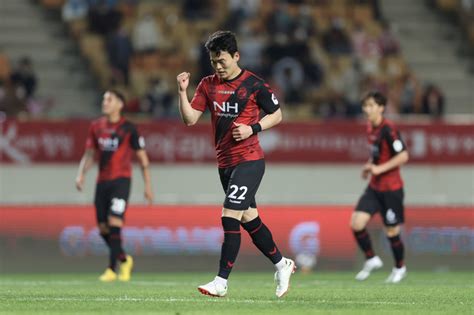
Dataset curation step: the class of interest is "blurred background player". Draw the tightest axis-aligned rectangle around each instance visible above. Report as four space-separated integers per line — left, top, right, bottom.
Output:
176 30 295 298
351 91 409 283
75 89 153 282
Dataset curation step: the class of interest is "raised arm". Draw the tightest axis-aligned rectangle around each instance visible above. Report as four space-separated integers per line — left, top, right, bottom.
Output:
75 148 95 191
176 72 203 126
136 149 153 205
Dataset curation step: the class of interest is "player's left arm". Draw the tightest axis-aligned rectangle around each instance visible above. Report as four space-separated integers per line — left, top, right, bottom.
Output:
136 149 154 205
232 83 282 141
130 126 154 205
370 126 409 176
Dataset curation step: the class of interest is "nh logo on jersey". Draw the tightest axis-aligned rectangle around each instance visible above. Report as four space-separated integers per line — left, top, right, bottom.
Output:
213 101 239 113
98 137 119 151
213 101 239 118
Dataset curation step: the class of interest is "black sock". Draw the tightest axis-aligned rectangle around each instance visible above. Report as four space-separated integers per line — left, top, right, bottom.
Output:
388 235 404 268
100 233 111 248
109 226 126 271
218 217 241 279
353 229 375 259
241 216 283 264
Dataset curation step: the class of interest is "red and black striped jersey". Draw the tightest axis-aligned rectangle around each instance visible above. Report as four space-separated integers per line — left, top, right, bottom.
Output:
85 117 144 182
367 118 407 191
190 69 280 168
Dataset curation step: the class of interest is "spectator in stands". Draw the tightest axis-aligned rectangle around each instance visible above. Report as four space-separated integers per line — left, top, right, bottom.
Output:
141 78 174 118
293 4 318 39
322 18 352 56
182 0 212 20
327 57 362 117
351 22 381 75
132 13 162 54
0 80 27 118
398 72 421 114
266 2 294 36
225 0 261 30
421 84 444 116
106 27 133 85
62 0 89 22
356 0 383 21
378 21 400 57
196 32 215 81
273 62 304 106
88 0 122 35
10 57 37 99
238 21 265 74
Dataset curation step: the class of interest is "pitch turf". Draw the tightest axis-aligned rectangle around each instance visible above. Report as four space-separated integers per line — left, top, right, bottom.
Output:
0 272 472 314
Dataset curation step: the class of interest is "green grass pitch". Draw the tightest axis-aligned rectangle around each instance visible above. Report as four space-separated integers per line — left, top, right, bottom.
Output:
0 272 472 314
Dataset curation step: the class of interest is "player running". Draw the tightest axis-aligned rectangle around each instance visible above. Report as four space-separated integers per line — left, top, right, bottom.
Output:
75 89 153 282
176 30 295 298
351 91 409 283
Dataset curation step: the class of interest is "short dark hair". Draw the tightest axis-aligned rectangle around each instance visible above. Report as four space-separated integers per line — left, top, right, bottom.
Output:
361 91 387 107
205 30 238 56
107 89 126 106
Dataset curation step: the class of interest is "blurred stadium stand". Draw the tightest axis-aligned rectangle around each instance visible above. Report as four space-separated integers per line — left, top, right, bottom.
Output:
0 0 472 119
0 0 100 118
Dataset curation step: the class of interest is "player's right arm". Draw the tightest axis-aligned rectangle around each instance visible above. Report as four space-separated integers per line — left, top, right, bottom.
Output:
362 158 373 180
176 72 203 126
75 148 95 191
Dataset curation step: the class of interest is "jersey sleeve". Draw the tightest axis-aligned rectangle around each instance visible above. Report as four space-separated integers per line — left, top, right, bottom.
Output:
85 124 98 150
129 125 145 151
382 125 407 156
190 79 208 112
255 82 280 114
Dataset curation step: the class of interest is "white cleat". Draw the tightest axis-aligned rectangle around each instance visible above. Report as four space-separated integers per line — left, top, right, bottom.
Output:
274 258 296 298
197 279 227 297
355 256 383 281
385 266 407 283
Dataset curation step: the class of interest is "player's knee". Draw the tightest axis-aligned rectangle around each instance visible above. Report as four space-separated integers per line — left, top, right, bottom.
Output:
385 225 400 237
351 221 365 231
241 207 258 223
221 208 243 221
108 215 123 227
350 216 364 231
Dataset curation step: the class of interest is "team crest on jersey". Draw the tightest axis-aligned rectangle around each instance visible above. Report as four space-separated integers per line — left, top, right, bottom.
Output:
237 87 248 99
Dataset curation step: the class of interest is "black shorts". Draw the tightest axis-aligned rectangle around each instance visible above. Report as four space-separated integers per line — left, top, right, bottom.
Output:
219 159 265 210
355 186 405 226
94 177 131 224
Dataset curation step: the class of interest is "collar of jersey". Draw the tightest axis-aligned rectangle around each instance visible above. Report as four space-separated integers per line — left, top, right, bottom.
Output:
222 69 245 83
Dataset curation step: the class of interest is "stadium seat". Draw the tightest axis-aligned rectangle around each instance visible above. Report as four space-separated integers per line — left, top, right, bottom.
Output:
0 53 11 81
436 0 459 12
40 0 65 9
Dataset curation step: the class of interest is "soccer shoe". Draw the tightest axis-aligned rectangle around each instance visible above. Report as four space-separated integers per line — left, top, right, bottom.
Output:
274 258 296 298
118 255 134 282
355 256 383 281
99 268 117 282
197 279 228 297
385 266 407 283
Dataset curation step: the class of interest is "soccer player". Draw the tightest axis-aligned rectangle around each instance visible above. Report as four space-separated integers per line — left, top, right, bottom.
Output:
75 89 153 282
176 30 295 298
351 91 409 283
